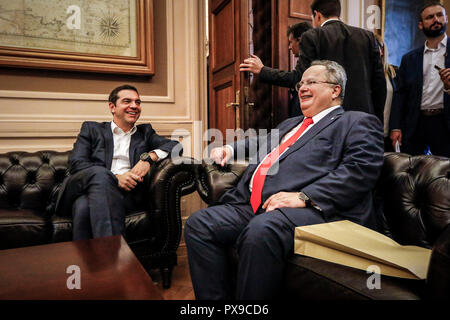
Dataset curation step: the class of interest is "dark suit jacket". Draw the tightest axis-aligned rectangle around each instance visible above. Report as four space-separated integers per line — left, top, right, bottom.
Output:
259 20 386 120
219 107 385 229
55 121 181 212
389 39 450 145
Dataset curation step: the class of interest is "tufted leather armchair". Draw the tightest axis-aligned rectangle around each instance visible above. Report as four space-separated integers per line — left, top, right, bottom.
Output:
0 150 197 288
195 153 450 299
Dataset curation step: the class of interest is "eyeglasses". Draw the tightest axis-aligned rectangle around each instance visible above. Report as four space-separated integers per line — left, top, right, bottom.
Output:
295 80 338 91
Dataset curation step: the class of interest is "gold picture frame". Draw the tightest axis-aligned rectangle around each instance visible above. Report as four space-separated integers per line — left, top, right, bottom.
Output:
0 0 154 75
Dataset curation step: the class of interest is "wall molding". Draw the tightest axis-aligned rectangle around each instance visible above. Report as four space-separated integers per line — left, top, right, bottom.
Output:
0 0 175 103
0 0 208 157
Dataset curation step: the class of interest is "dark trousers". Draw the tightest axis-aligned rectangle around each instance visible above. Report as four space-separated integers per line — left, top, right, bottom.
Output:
184 203 325 300
58 166 144 240
403 114 450 157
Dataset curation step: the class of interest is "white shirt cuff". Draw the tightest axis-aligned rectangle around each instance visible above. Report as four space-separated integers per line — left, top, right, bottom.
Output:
152 149 168 161
225 145 234 158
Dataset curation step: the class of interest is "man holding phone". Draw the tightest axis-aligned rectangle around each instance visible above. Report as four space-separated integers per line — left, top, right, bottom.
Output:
390 0 450 157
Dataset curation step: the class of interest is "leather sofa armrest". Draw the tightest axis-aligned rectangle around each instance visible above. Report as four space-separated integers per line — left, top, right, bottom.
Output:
196 159 249 205
426 223 450 299
147 157 197 254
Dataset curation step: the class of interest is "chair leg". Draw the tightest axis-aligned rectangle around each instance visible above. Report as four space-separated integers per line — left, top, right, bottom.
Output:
160 267 173 289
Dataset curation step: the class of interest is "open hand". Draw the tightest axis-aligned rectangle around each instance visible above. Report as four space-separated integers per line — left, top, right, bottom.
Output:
210 146 232 167
390 130 402 150
239 54 264 74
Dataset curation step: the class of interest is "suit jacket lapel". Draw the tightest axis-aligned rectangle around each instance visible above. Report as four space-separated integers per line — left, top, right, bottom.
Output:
129 129 143 166
243 117 302 183
104 123 114 170
416 48 424 97
253 117 302 159
445 39 450 109
278 107 344 162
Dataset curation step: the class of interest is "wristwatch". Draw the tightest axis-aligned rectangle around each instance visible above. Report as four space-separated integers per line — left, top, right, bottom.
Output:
140 152 156 165
298 192 311 207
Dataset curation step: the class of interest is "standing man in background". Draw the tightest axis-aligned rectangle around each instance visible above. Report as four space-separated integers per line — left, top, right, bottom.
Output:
241 0 386 121
240 22 312 117
390 0 450 157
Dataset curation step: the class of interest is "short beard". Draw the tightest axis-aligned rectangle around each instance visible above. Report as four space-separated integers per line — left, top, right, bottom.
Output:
423 22 447 38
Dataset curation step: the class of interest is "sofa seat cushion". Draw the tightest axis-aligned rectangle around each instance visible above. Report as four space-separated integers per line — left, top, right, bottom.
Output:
0 209 52 249
283 255 425 300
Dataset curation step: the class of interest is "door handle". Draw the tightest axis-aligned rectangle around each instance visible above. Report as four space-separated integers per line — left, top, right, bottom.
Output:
226 90 240 128
226 102 239 108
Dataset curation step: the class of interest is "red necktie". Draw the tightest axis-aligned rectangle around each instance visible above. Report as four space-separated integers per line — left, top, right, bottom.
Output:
250 117 314 213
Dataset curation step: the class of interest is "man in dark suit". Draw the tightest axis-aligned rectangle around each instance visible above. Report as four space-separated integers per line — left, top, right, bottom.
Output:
240 0 386 120
56 85 180 240
184 60 384 299
239 22 312 118
390 1 450 157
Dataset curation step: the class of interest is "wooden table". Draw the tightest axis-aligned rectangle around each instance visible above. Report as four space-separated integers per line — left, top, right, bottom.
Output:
0 235 163 300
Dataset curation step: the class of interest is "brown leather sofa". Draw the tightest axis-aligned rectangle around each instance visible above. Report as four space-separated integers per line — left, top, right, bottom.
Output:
195 152 450 299
0 150 196 288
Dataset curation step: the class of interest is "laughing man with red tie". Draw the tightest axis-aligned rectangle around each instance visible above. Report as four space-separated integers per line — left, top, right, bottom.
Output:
184 60 384 300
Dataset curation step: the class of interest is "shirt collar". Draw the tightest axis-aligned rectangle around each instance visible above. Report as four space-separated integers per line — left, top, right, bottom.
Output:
111 121 137 135
424 34 448 53
321 18 340 27
311 105 341 124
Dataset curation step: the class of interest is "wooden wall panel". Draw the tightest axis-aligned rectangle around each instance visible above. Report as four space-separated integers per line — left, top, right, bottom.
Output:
0 0 207 161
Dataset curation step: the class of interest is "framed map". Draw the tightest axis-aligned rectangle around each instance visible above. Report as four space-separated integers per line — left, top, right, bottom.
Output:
0 0 154 75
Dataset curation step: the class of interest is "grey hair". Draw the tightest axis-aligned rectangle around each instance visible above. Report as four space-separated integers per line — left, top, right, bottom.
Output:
311 60 347 101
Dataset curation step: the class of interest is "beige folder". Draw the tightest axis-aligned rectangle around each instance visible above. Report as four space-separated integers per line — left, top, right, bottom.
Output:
294 220 432 280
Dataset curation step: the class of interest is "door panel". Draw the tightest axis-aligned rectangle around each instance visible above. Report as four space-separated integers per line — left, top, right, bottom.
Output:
244 0 274 131
290 0 313 20
211 1 235 72
213 79 236 134
208 0 313 139
209 0 245 141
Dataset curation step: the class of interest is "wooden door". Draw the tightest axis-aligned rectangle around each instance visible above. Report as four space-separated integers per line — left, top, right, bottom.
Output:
208 0 274 140
272 0 313 122
208 0 248 143
208 0 313 139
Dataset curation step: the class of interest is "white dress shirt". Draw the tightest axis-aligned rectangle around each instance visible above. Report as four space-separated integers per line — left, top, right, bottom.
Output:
421 34 447 110
110 121 168 175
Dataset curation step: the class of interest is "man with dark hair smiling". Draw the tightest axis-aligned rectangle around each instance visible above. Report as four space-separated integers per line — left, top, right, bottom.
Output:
55 84 181 240
390 0 450 157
